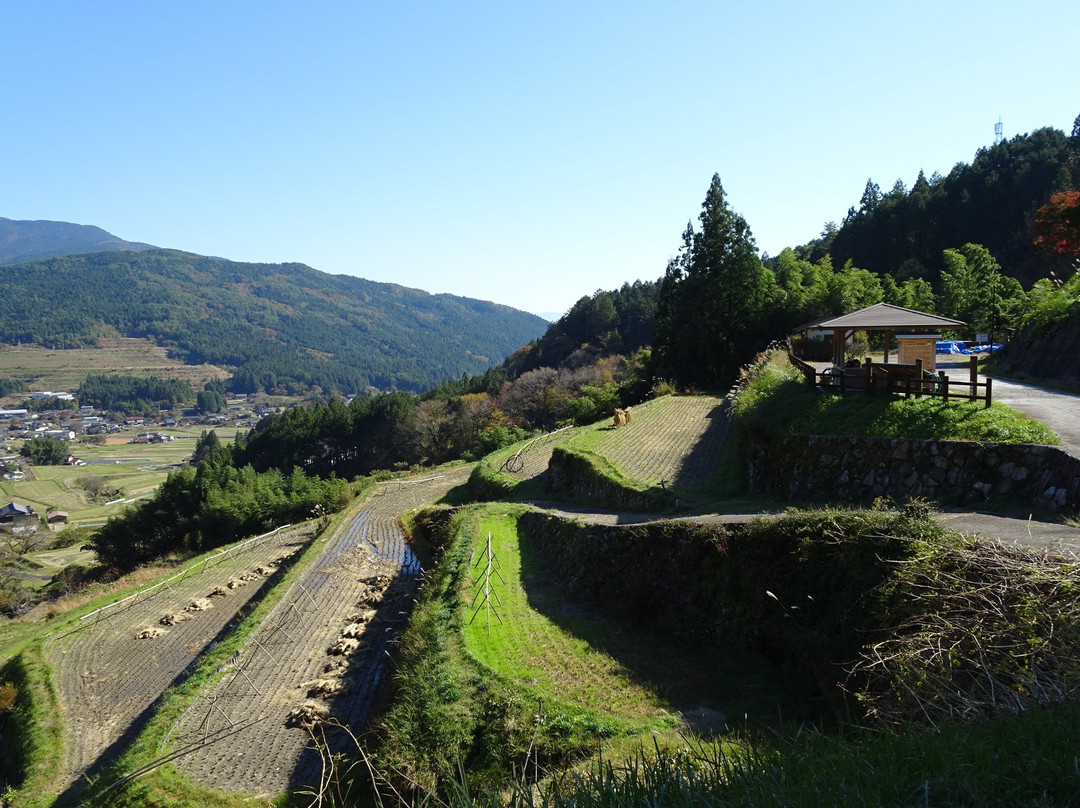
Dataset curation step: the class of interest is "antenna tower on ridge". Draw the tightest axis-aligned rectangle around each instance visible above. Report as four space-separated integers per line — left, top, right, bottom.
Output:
994 119 1004 145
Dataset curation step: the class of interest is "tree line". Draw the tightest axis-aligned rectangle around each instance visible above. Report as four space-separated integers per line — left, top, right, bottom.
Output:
90 437 352 570
804 120 1080 289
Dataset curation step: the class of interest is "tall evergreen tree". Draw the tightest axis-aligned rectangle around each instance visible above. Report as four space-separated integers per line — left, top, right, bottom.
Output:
654 174 768 388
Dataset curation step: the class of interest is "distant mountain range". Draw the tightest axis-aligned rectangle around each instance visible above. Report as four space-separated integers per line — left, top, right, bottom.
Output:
0 218 548 394
0 217 156 265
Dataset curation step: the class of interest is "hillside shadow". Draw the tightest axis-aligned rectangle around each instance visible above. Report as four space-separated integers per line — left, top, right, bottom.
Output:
671 401 731 492
514 525 796 733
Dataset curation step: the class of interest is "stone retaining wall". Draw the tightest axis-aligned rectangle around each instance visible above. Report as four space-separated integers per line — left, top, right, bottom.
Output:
745 434 1080 514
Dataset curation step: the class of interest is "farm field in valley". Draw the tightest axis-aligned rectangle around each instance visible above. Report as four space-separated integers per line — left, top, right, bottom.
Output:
0 338 228 394
1 427 244 528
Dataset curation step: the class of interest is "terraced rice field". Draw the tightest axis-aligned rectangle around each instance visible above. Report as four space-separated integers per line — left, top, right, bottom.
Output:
169 466 472 796
44 524 316 795
495 426 579 483
565 395 729 488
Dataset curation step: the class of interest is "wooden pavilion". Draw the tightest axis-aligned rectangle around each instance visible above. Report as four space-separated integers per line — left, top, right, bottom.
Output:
808 303 966 369
793 303 991 405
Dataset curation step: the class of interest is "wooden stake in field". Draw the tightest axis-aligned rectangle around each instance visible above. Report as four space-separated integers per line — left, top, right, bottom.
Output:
469 533 504 634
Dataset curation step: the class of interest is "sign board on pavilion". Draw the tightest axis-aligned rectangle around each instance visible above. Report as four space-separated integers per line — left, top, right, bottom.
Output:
897 334 937 371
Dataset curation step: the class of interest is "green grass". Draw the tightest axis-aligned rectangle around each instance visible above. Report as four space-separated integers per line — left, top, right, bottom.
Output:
463 509 675 730
453 703 1080 808
736 356 1060 445
0 645 65 808
382 504 793 795
390 503 1080 807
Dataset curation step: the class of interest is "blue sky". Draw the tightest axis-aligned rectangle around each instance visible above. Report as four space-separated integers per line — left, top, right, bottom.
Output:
2 1 1077 316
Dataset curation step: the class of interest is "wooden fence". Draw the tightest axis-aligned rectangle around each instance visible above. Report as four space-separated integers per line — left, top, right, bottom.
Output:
788 354 992 408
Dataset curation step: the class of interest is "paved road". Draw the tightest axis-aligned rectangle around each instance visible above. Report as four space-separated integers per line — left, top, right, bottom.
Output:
987 378 1080 459
936 509 1080 556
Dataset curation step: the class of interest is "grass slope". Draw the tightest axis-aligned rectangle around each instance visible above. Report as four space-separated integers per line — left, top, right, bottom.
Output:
382 503 789 793
737 354 1060 444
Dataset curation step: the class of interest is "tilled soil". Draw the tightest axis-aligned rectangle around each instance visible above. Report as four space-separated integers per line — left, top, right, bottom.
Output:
170 466 472 796
45 525 313 794
499 396 729 492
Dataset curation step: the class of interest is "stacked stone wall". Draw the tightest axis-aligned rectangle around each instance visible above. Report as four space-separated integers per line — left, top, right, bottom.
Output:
745 434 1079 513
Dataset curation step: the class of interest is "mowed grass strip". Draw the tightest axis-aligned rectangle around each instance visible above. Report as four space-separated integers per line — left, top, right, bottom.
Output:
462 509 674 731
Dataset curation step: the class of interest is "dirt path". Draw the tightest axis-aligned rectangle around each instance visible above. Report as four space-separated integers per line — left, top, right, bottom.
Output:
170 466 472 797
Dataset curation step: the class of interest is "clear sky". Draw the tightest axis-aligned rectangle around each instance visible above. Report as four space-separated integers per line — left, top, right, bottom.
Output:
2 1 1077 317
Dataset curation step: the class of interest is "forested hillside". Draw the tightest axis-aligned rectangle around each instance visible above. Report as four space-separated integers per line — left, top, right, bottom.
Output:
0 217 154 265
804 120 1080 287
0 249 547 393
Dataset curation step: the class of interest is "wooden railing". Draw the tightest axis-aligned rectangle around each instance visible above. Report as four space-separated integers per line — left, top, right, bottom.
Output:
788 353 992 408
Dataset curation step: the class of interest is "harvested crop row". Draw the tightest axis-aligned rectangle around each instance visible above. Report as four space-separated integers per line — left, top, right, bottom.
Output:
499 429 578 482
45 525 313 793
171 466 472 796
575 395 728 488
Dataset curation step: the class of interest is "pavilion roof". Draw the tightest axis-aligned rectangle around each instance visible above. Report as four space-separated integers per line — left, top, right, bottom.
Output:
814 302 966 331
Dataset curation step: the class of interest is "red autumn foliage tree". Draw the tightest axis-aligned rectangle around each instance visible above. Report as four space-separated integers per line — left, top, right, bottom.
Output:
1031 190 1080 257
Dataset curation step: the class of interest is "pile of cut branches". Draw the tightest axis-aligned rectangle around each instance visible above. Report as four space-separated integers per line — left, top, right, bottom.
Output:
851 537 1080 727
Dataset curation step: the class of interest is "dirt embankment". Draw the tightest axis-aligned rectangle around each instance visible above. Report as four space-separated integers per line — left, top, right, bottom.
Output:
991 309 1080 388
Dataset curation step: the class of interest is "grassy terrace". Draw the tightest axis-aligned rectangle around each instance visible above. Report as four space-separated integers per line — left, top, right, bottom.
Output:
382 502 788 792
736 353 1060 445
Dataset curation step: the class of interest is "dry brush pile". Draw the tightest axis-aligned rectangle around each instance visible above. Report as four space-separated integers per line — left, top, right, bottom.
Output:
850 536 1080 727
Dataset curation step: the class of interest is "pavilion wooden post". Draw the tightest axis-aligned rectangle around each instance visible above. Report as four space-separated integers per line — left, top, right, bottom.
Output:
883 329 891 363
915 358 924 398
832 328 846 366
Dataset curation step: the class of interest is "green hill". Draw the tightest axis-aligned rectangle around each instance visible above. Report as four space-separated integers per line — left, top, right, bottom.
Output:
0 249 548 393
